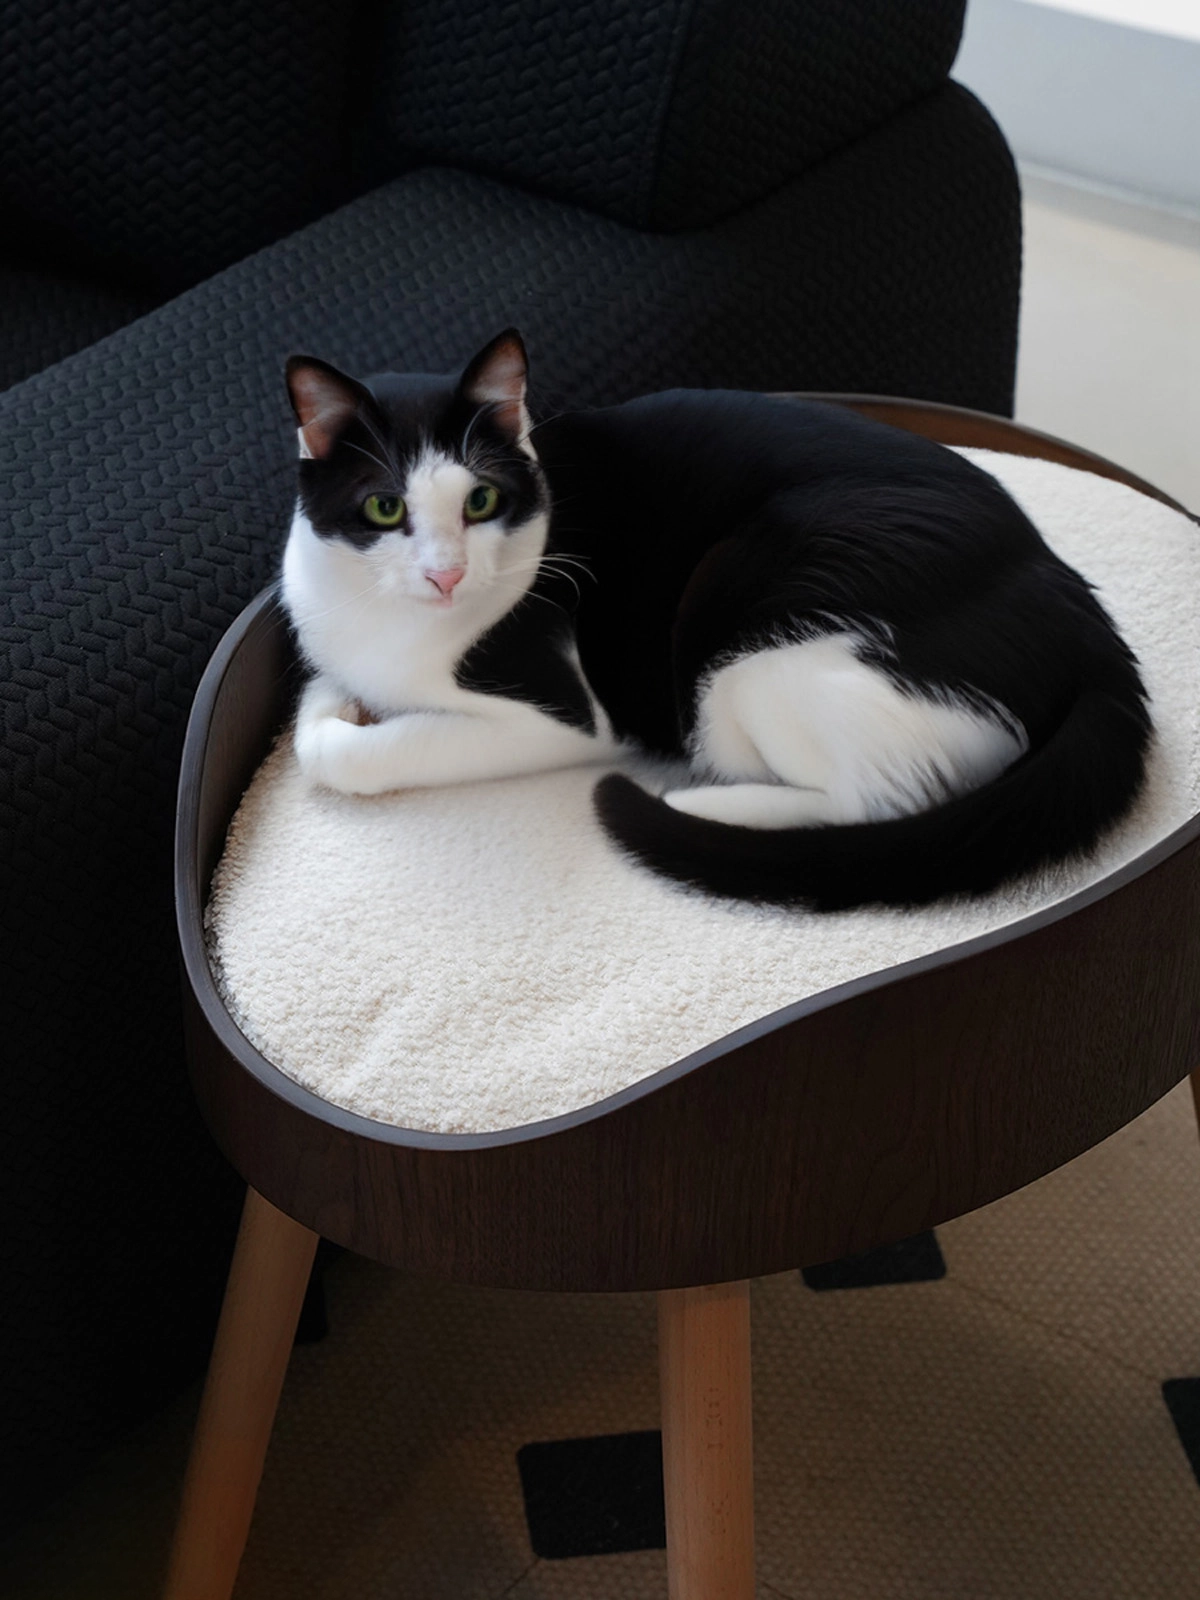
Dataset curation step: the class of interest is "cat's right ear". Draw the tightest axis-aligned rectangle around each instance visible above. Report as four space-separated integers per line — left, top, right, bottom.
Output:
459 329 530 442
286 356 372 460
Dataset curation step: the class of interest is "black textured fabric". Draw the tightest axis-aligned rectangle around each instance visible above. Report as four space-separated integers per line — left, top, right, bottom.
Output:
351 0 686 221
0 265 160 392
0 0 354 293
351 0 966 229
654 0 967 228
0 81 1018 1518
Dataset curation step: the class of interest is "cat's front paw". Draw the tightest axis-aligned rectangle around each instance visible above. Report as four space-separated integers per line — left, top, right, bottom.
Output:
293 676 393 794
294 711 388 795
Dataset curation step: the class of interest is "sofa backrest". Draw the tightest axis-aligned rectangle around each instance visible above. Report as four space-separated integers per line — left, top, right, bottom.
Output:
0 0 966 294
349 0 967 229
0 0 354 293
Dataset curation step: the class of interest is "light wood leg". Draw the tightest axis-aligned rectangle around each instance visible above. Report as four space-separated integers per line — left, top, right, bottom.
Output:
163 1186 319 1600
658 1280 754 1600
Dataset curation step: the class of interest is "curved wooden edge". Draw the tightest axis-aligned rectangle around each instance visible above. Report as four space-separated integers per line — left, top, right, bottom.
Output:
183 815 1200 1287
792 393 1198 521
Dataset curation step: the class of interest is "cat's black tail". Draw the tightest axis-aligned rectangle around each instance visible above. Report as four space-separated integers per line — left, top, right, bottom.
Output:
593 689 1152 911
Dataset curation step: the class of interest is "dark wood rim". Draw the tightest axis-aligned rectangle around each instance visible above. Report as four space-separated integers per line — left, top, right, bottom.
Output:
794 393 1198 521
176 398 1200 1152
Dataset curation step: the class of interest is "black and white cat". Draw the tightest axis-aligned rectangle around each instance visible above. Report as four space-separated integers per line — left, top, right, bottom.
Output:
281 330 1151 910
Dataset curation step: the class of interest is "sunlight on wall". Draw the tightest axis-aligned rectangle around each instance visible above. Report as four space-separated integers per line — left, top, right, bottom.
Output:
1024 0 1200 42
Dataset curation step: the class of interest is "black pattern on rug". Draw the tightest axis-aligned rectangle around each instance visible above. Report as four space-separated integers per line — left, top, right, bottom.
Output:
517 1430 666 1558
802 1230 947 1290
1162 1378 1200 1486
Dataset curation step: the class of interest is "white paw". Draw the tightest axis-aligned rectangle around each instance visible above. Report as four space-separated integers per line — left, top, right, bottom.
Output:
293 712 366 793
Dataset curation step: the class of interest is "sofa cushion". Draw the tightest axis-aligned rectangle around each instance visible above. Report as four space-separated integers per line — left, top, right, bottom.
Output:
0 0 354 292
352 0 967 229
0 262 159 391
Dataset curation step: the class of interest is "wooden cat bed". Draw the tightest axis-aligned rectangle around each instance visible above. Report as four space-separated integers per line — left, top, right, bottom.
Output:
169 400 1200 1600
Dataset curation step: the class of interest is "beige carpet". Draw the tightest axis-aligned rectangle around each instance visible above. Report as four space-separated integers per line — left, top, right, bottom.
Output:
5 1081 1200 1598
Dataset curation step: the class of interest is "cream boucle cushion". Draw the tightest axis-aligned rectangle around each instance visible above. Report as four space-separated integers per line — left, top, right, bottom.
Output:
206 453 1200 1134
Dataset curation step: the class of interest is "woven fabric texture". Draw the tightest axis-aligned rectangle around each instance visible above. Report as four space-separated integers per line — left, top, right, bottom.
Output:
0 265 161 392
351 0 965 228
655 0 966 227
0 1 965 327
0 0 354 293
0 81 1018 1518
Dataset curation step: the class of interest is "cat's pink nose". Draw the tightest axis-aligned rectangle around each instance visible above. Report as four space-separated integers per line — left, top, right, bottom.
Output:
425 567 466 596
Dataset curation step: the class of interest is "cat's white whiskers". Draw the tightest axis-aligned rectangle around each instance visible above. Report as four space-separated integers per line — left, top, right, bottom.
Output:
512 586 562 613
494 555 571 611
526 408 570 438
343 439 393 477
502 555 556 587
465 443 532 481
359 413 404 480
535 558 582 604
540 554 594 582
295 575 384 624
459 403 490 461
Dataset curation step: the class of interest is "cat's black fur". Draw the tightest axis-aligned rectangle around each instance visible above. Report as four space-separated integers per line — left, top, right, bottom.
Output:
533 392 1151 907
295 351 1152 911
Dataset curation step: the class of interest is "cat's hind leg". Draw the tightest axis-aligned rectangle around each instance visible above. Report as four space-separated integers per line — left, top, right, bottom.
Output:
665 641 841 825
669 633 1025 827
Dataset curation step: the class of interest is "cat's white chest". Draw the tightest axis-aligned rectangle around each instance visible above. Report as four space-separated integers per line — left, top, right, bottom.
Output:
314 605 470 713
282 514 487 713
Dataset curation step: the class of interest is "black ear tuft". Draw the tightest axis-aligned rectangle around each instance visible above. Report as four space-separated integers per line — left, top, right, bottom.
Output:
459 329 530 440
285 356 372 460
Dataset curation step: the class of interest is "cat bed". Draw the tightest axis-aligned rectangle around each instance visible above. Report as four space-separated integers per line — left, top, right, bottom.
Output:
206 452 1200 1135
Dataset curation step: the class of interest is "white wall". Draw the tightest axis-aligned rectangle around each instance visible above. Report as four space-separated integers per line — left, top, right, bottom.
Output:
954 0 1200 213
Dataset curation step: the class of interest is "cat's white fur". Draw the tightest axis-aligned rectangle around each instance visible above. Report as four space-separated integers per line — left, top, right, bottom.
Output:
284 447 619 794
286 445 1027 824
670 636 1027 828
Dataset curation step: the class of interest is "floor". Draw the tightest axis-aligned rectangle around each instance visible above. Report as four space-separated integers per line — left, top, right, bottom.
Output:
3 167 1199 1598
7 1081 1200 1600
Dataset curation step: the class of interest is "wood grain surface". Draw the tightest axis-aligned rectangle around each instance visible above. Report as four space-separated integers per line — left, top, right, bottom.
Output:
658 1282 754 1600
162 1188 319 1600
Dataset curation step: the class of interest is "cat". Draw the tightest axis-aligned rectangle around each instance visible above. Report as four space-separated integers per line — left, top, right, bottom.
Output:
280 329 1151 910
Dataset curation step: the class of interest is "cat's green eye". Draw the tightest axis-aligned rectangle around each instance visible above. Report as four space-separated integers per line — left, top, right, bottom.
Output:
464 483 502 523
362 493 407 528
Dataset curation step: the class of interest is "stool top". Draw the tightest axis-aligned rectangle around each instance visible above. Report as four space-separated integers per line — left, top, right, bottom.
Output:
178 406 1200 1289
207 450 1200 1131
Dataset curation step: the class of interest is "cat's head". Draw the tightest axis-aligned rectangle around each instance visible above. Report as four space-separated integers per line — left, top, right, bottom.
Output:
283 330 548 613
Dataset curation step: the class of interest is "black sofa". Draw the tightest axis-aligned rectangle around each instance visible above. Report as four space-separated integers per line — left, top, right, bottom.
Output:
0 0 1020 1520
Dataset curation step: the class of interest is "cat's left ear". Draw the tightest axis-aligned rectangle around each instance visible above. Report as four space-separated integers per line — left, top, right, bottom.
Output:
459 329 531 443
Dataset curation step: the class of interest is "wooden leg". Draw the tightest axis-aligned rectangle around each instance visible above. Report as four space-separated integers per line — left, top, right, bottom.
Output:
1190 1065 1200 1131
658 1280 754 1600
162 1187 319 1600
